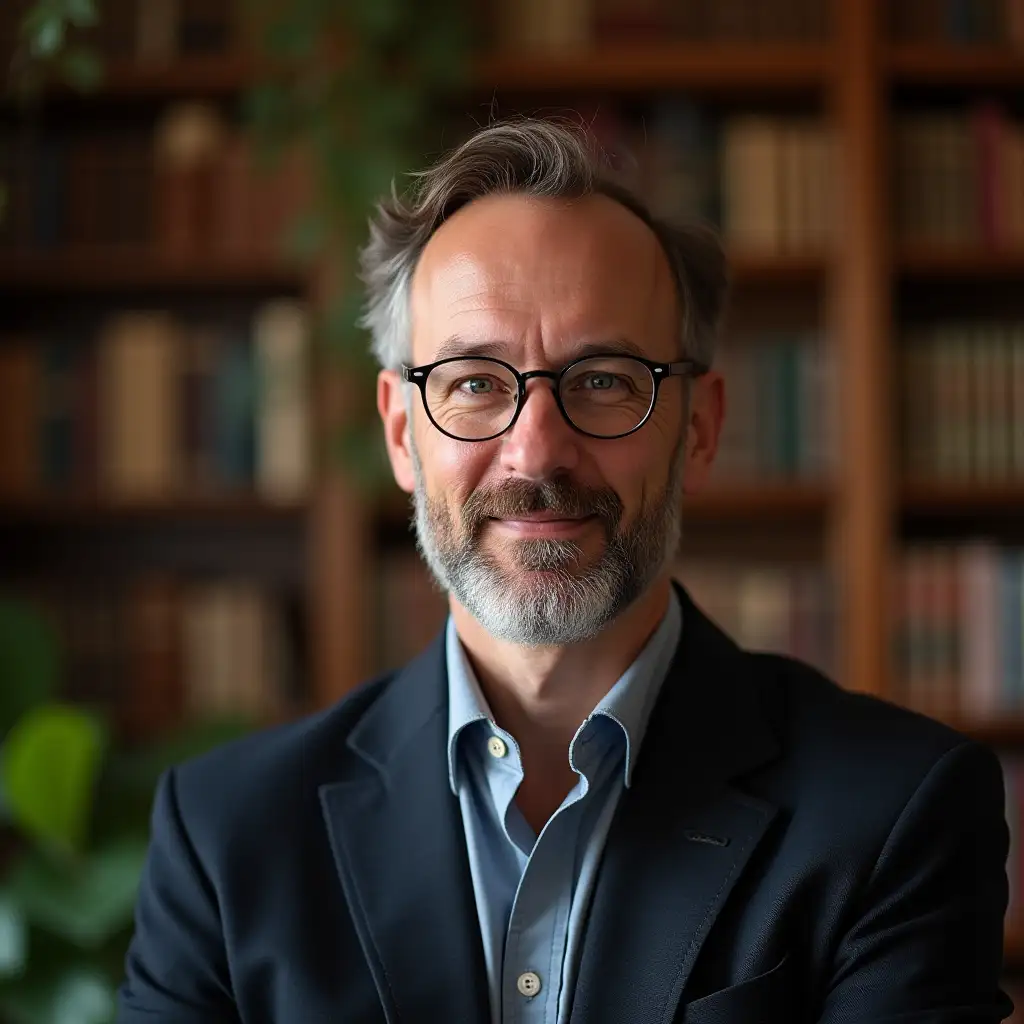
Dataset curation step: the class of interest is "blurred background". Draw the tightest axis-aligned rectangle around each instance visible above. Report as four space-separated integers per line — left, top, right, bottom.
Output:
0 0 1023 1020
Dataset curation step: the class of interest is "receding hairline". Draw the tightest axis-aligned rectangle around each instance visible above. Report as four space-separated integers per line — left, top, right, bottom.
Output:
410 190 683 343
357 118 728 371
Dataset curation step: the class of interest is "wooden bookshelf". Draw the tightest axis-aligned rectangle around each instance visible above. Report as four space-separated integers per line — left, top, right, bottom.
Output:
38 53 266 100
0 495 307 525
888 46 1024 86
1006 924 1024 967
688 482 831 519
945 717 1024 748
898 248 1024 279
902 482 1024 516
21 44 833 105
0 252 310 293
729 253 830 283
475 43 832 93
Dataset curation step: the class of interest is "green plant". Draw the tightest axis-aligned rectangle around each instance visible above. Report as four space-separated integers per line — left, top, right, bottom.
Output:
239 0 471 486
0 598 251 1024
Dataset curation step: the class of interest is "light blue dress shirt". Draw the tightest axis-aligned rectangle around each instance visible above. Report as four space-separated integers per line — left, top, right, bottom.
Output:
446 588 682 1024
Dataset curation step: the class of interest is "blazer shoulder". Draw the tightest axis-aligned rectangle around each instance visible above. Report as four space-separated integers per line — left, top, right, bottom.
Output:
748 650 989 795
167 670 396 832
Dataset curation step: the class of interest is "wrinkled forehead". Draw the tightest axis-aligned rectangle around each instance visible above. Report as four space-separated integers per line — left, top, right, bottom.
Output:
410 193 680 365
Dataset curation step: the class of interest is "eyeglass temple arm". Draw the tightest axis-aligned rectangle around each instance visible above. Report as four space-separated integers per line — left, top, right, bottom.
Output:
665 360 709 377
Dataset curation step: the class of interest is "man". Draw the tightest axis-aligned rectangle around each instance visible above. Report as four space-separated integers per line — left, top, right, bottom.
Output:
117 120 1012 1023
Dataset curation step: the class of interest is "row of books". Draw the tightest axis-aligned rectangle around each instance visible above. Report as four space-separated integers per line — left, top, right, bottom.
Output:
713 332 835 482
889 0 1024 45
11 574 303 737
0 105 310 258
893 107 1024 249
0 300 311 502
587 106 835 254
373 547 836 679
493 0 829 51
901 323 1024 482
0 0 240 65
674 559 836 679
894 544 1024 721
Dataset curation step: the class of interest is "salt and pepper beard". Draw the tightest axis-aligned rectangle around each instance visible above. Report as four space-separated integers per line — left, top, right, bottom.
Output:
410 431 687 647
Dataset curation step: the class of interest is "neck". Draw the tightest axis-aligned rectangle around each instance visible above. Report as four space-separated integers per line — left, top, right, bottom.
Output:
450 576 673 755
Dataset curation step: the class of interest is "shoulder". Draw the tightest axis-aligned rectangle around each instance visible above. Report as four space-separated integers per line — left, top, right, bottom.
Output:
746 650 1001 815
165 671 395 843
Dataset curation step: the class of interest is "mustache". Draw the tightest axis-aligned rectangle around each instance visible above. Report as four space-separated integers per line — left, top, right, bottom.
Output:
461 478 623 534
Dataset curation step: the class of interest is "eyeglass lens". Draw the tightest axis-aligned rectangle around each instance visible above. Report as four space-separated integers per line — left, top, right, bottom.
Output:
423 356 656 440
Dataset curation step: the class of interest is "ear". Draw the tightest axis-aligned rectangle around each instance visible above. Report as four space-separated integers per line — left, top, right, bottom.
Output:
681 371 725 495
378 369 416 494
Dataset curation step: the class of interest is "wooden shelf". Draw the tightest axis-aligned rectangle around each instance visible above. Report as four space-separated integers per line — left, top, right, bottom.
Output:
687 482 831 519
729 253 829 283
22 44 833 103
0 495 308 525
474 43 832 93
33 53 266 100
902 482 1024 516
941 717 1024 747
0 251 310 293
898 247 1024 279
888 46 1024 87
1006 923 1024 966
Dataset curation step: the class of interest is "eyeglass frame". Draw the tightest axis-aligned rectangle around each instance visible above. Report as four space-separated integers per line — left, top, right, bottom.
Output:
401 352 709 442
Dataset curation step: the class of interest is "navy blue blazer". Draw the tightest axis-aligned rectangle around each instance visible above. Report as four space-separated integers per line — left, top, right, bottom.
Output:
117 585 1012 1023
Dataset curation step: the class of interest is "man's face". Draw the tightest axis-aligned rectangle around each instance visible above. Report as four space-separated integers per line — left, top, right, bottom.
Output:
378 193 723 645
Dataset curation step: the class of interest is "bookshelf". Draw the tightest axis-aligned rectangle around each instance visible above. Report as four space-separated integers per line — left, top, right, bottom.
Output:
0 252 310 292
474 43 831 92
2 0 1024 982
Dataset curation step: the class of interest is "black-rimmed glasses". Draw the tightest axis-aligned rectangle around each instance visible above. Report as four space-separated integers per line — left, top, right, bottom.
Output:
402 354 708 442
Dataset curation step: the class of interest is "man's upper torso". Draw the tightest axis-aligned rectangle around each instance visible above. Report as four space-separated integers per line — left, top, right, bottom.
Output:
447 587 681 1022
116 585 1012 1024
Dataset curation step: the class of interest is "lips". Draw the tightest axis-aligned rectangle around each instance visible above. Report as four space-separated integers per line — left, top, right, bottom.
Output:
494 511 591 522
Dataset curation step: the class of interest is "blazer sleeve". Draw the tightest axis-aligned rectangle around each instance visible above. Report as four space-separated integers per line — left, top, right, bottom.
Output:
819 740 1013 1023
116 767 240 1023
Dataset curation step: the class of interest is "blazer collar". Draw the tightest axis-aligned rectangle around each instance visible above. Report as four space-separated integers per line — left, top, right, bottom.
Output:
320 582 782 1024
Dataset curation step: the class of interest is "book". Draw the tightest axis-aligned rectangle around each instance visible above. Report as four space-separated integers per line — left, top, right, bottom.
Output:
254 299 311 503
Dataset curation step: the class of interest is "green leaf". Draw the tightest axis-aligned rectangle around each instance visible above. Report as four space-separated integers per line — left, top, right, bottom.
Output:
0 895 27 980
59 47 102 91
0 965 116 1024
63 0 99 28
0 599 60 737
2 705 107 855
6 837 148 949
26 15 65 59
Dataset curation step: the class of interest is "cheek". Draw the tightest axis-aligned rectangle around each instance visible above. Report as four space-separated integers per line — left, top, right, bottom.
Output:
416 425 493 499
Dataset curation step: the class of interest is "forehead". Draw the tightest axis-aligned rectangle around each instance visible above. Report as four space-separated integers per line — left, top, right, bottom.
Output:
410 192 679 363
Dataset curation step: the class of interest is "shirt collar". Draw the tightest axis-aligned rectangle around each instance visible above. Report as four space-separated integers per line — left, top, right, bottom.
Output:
446 587 683 794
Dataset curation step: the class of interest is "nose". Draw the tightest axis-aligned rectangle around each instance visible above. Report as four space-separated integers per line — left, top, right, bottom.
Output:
498 377 581 481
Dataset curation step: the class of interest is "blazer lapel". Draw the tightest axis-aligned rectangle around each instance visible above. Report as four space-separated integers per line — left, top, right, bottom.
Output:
319 635 490 1024
570 586 783 1024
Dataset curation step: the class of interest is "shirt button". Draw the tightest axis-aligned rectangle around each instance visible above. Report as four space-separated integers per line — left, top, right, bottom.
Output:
487 736 508 759
517 971 542 998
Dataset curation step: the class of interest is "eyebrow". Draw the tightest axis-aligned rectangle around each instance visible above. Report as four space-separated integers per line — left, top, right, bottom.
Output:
431 335 648 364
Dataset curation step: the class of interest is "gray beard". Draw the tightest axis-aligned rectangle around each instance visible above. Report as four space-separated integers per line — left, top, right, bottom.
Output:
409 440 686 647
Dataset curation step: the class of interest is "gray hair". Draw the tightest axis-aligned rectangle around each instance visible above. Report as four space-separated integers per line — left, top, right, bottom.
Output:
357 118 729 371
